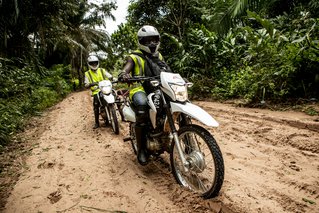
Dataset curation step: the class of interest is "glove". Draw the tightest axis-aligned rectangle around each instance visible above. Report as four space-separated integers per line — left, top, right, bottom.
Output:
118 71 131 82
89 82 98 87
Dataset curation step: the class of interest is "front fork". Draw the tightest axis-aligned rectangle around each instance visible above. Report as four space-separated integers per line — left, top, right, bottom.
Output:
98 92 111 122
161 93 190 172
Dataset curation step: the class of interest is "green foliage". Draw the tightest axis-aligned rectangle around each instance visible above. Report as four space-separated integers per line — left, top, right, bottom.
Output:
31 87 60 111
103 23 138 73
0 63 72 146
303 106 319 116
112 0 318 104
43 64 73 97
209 10 318 102
0 0 318 145
0 0 116 78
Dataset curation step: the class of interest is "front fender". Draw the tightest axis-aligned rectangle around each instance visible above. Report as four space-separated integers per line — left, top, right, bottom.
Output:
103 94 115 104
170 102 219 127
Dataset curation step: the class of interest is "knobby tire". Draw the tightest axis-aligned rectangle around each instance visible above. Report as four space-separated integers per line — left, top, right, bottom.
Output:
170 124 224 198
108 104 119 135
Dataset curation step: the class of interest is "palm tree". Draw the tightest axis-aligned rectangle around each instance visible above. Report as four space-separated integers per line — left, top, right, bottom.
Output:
50 0 116 86
203 0 266 35
1 0 116 65
209 0 317 35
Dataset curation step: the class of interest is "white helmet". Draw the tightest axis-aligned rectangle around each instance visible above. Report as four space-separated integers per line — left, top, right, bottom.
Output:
137 25 160 54
87 55 99 70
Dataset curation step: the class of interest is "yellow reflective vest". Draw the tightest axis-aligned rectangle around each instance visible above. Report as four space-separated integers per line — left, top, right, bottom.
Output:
128 50 163 99
85 68 109 96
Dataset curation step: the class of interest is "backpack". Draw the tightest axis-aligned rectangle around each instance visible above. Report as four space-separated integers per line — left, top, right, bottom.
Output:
131 51 172 77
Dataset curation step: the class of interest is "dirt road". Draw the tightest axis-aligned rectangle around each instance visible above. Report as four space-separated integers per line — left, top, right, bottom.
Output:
1 91 318 213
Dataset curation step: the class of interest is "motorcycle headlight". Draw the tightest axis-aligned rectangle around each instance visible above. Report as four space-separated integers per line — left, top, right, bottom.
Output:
170 84 188 102
101 86 112 94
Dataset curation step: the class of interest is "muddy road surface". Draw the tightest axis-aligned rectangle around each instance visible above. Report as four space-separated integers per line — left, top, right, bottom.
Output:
1 91 318 213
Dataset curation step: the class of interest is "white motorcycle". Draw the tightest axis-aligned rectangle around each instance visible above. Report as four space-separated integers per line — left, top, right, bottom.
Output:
97 80 119 135
119 72 224 198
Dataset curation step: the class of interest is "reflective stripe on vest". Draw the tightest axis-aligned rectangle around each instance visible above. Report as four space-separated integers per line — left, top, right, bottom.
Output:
128 50 164 99
130 50 145 76
85 68 108 96
129 50 164 76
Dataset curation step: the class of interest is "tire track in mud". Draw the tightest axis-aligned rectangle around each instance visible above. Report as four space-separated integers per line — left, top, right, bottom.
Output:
200 103 319 154
195 101 319 213
200 103 319 132
2 93 318 213
119 122 235 213
94 108 232 213
120 101 318 213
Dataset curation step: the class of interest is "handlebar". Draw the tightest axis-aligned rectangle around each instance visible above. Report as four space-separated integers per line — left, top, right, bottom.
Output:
118 75 160 83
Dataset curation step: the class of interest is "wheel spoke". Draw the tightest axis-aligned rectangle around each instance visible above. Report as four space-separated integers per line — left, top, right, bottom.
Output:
190 172 208 192
171 124 224 198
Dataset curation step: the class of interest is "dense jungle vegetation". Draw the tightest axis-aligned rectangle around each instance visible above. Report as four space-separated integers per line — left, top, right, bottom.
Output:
0 0 318 146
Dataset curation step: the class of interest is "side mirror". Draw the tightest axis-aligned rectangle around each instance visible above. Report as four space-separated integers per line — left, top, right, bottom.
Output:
186 82 193 88
150 80 160 87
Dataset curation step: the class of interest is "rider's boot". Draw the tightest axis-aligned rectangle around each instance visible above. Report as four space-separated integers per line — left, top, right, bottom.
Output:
93 107 100 129
135 124 149 165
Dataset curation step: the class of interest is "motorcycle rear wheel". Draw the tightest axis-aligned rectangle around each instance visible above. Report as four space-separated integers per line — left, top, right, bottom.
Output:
170 124 224 198
108 104 119 135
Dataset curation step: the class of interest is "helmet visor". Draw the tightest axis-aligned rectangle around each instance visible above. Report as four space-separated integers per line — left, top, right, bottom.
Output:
88 61 98 66
140 36 160 46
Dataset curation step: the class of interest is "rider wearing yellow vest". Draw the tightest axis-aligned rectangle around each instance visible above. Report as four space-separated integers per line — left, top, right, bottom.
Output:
84 55 113 129
127 49 164 99
118 25 171 165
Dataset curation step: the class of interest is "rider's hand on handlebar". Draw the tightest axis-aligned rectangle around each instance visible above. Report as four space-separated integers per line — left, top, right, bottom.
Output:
118 72 131 82
89 82 98 87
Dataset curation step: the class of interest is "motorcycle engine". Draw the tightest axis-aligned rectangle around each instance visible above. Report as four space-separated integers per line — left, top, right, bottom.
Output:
100 107 107 120
147 138 161 151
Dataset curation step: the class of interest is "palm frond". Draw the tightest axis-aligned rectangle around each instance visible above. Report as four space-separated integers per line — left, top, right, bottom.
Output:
212 0 266 35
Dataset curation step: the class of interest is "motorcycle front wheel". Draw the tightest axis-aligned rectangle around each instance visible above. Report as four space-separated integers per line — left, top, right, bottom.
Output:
108 104 119 135
129 123 137 155
170 124 224 198
102 107 110 126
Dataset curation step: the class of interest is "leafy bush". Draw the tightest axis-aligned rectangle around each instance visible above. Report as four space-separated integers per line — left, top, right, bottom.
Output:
0 62 72 146
208 11 319 103
31 87 60 111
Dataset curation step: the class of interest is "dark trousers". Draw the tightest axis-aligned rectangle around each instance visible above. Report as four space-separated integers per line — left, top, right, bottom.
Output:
132 91 149 125
132 91 149 165
93 94 100 124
